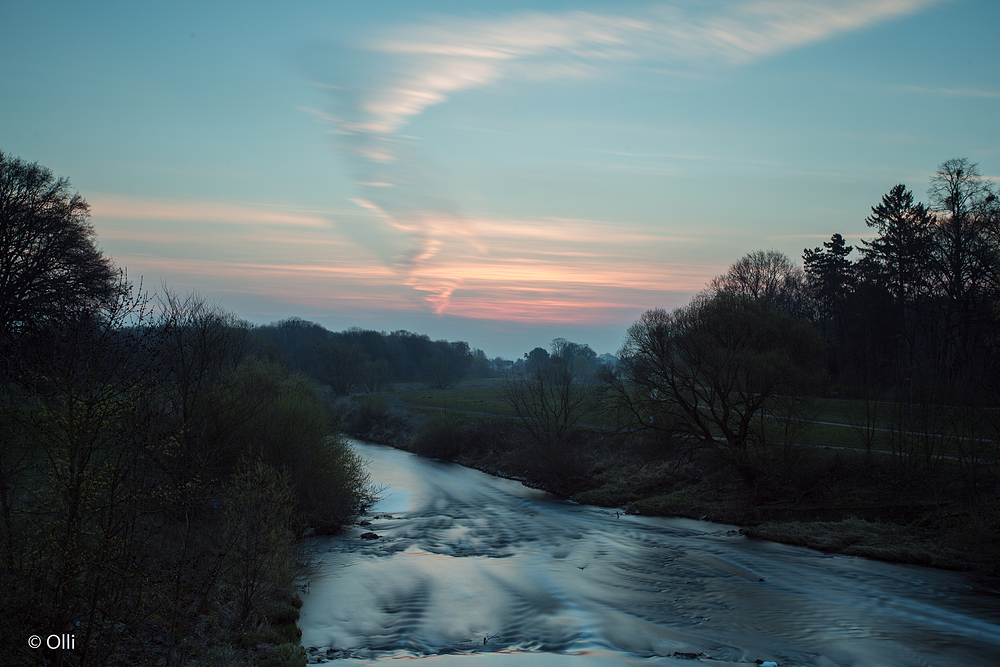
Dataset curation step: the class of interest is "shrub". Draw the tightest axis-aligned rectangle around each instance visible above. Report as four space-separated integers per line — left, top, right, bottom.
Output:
460 416 516 458
226 360 375 533
258 642 307 667
220 458 297 629
301 435 376 534
409 414 467 460
337 398 415 445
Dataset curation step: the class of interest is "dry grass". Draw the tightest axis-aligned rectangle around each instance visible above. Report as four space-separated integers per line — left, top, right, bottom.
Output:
742 517 962 569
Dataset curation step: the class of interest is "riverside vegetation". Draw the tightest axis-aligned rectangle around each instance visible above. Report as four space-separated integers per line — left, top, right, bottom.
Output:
0 288 377 667
334 383 1000 578
4 150 1000 664
329 159 1000 579
0 153 376 667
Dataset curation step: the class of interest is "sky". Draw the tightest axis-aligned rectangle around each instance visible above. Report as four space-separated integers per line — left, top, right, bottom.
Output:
2 0 999 359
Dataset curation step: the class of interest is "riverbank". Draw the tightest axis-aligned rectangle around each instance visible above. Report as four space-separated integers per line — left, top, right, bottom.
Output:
298 440 1000 666
333 396 1000 578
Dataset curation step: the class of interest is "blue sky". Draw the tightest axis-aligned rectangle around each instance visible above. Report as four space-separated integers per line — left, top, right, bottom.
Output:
2 0 998 358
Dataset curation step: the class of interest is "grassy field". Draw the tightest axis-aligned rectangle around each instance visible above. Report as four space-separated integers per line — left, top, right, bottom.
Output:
373 381 997 458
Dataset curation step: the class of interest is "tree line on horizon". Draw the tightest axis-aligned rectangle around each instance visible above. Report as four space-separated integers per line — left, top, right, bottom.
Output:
253 318 492 394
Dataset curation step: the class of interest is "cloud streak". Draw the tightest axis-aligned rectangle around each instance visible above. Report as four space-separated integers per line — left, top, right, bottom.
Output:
313 0 944 315
90 193 332 228
95 204 722 326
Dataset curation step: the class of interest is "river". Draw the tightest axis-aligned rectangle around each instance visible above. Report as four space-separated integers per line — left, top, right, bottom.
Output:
297 441 1000 666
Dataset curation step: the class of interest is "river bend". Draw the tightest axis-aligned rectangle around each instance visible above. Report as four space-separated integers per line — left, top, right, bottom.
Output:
297 441 1000 666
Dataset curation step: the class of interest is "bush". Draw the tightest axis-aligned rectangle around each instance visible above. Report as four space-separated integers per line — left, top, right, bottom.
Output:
227 360 375 533
513 430 594 496
301 435 376 534
409 414 467 460
257 642 307 667
220 458 297 629
460 416 516 458
336 398 415 445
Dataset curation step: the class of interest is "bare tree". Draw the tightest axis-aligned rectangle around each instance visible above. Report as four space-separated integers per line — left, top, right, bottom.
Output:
0 151 120 341
602 293 825 485
155 289 262 483
925 159 1000 386
709 249 808 316
498 354 591 447
364 358 393 393
423 341 468 389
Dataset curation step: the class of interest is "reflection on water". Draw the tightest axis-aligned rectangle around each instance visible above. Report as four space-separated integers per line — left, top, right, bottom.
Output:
298 441 1000 666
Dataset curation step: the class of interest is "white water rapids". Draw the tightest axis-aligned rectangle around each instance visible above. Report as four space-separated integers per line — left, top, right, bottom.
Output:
297 441 1000 666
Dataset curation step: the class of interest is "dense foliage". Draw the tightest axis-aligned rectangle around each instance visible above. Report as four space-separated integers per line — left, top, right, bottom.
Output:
804 159 999 401
254 319 490 393
0 154 374 666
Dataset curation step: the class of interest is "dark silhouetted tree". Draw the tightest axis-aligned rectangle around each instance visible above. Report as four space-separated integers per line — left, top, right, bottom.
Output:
524 347 550 371
709 249 807 317
861 184 934 306
499 353 591 448
602 293 826 485
925 158 999 382
423 340 470 389
0 151 120 341
316 340 368 396
803 233 856 342
856 184 935 383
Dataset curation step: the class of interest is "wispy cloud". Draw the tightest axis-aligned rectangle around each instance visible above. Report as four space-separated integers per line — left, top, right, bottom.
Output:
99 207 724 326
311 0 942 315
342 0 941 138
90 193 333 228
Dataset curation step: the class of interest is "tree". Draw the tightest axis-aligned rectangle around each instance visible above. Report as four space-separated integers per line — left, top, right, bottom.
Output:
855 184 936 384
925 159 999 376
709 249 807 317
498 353 591 448
602 293 826 485
468 347 493 377
524 346 550 371
155 290 260 480
860 184 934 306
803 233 856 342
363 358 393 393
315 340 368 395
550 338 598 381
0 151 120 340
220 458 297 629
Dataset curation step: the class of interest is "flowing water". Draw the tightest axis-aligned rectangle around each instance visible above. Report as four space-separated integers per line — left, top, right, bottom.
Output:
298 441 1000 666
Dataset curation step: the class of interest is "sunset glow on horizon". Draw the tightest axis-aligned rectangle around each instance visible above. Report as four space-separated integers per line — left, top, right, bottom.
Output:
3 0 998 357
